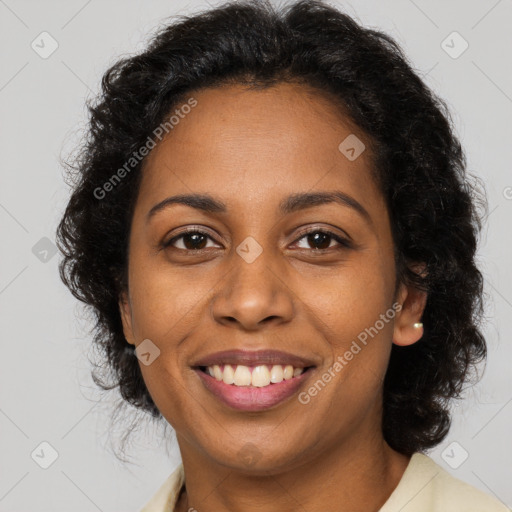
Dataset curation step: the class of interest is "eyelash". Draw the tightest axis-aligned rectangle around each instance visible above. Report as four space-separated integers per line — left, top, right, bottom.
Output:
162 226 352 253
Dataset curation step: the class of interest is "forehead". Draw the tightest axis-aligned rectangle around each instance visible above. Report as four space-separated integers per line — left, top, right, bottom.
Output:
138 81 382 214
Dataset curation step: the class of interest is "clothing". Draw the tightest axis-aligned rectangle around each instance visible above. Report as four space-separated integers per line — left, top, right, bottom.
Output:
140 452 510 511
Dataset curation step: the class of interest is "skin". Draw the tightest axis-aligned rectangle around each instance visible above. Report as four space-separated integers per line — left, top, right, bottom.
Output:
119 82 427 512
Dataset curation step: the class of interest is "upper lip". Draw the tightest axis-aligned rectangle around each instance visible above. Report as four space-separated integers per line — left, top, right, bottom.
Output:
191 349 317 369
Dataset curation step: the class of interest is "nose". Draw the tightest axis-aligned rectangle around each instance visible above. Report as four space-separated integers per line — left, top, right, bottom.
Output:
210 248 295 331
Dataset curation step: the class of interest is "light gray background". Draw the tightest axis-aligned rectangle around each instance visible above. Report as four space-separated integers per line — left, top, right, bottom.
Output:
1 0 511 510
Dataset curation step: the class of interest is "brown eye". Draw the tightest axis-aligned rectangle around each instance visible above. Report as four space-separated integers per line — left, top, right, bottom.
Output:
305 231 332 250
163 229 219 251
294 229 352 251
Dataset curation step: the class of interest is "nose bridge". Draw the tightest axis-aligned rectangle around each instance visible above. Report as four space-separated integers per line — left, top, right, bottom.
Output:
210 237 294 329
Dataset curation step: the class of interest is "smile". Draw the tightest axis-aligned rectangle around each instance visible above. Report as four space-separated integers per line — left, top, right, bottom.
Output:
194 364 316 411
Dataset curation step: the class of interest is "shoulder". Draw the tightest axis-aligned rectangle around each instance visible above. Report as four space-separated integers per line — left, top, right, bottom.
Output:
140 463 185 512
140 456 510 512
379 453 510 512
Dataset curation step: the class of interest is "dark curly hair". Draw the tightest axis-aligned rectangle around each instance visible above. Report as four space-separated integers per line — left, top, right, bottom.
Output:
56 0 487 457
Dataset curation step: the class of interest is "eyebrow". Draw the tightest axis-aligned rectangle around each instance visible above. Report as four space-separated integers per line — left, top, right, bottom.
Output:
146 191 372 225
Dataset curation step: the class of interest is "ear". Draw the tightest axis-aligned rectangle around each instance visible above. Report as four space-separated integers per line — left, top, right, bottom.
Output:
393 264 428 347
119 290 136 346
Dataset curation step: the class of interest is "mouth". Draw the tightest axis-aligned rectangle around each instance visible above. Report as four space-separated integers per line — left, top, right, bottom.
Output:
196 363 315 386
193 364 316 411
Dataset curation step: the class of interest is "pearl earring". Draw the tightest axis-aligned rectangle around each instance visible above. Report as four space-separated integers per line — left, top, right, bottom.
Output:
413 322 423 329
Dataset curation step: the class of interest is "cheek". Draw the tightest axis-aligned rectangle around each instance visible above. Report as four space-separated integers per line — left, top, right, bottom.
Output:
128 258 213 340
297 253 395 396
303 273 395 425
300 257 394 341
139 360 196 434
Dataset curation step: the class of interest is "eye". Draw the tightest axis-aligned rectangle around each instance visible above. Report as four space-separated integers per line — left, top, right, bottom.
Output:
163 228 220 251
293 228 352 251
162 226 352 253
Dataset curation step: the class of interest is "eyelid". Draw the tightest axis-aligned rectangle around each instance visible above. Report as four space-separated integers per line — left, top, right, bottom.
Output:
293 224 351 242
163 224 353 251
291 226 353 249
163 225 222 248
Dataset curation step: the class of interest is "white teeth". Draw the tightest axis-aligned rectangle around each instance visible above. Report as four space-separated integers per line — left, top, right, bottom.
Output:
233 365 252 386
270 364 284 383
283 365 294 380
222 364 235 384
205 363 306 387
251 365 271 387
293 367 304 377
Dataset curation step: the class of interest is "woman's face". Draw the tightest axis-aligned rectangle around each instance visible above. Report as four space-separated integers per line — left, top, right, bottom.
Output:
120 82 423 472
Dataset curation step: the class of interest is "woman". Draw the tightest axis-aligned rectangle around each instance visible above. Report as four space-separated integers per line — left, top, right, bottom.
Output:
56 0 509 510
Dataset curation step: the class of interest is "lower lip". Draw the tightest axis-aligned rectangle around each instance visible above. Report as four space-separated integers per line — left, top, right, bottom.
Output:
194 367 315 411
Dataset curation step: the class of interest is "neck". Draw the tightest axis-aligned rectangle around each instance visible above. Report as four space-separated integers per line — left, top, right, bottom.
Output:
174 427 410 512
